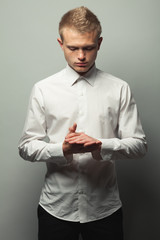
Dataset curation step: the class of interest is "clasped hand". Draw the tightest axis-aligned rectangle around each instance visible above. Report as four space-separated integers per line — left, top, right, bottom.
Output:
63 123 102 156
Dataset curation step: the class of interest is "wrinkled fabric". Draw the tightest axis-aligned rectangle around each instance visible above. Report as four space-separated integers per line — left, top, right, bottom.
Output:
18 65 147 223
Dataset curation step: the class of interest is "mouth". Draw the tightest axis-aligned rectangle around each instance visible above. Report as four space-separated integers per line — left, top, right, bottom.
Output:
75 62 88 67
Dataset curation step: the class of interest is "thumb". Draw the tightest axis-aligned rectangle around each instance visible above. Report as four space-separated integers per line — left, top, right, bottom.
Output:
69 123 77 133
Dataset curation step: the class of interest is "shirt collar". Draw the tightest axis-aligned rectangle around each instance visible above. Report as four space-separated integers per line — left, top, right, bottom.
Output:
65 64 97 87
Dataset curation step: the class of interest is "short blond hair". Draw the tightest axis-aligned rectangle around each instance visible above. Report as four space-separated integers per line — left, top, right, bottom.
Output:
59 6 102 40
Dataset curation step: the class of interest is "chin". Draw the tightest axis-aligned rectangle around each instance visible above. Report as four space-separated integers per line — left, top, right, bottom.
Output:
75 67 89 74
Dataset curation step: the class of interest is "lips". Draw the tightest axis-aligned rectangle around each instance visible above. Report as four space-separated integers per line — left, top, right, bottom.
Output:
75 63 88 67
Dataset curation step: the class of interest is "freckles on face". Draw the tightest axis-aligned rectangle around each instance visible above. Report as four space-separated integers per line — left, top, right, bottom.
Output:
60 28 102 75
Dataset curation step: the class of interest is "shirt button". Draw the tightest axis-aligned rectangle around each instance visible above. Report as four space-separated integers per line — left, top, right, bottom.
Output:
79 92 83 96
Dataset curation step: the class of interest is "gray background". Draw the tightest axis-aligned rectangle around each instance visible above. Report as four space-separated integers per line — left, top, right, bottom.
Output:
0 0 160 239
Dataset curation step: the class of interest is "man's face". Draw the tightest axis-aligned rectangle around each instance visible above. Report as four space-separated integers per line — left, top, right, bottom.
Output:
58 28 103 75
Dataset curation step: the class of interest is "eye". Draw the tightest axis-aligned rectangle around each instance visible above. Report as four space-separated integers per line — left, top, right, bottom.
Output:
68 47 77 51
84 47 95 51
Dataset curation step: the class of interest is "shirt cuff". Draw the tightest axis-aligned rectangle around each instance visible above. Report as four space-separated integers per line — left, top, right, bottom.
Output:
49 142 72 165
98 139 118 161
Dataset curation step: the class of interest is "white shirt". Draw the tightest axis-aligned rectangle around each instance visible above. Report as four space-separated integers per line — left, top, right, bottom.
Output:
18 65 147 223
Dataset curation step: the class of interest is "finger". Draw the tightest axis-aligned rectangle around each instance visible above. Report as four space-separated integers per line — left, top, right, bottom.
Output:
83 141 98 147
67 136 98 145
68 139 86 144
69 123 77 133
66 134 88 142
85 142 102 148
65 133 80 140
66 137 85 144
83 140 101 145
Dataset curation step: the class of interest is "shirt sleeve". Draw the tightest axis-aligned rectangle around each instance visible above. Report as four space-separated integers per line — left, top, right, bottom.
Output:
99 83 147 161
18 85 68 165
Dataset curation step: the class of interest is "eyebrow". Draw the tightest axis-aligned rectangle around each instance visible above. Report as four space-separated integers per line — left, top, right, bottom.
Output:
67 44 96 49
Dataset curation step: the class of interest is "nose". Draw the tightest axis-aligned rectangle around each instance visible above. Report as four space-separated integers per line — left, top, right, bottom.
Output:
78 49 86 61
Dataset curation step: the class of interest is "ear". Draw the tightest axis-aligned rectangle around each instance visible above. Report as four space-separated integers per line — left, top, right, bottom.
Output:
57 38 63 50
97 37 103 50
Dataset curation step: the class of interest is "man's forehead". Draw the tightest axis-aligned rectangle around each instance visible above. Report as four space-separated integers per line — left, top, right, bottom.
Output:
62 28 98 44
63 27 98 37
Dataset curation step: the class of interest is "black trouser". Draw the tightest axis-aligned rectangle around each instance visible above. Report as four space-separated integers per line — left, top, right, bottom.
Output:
38 205 124 240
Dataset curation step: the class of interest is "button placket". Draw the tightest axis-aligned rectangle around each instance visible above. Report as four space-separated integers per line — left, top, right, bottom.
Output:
75 78 88 221
77 78 87 133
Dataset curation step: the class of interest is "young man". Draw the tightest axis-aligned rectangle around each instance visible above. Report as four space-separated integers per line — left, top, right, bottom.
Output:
18 6 147 240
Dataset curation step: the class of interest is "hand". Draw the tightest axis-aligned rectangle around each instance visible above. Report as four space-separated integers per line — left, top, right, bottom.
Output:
63 123 102 156
65 132 101 148
63 123 84 155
